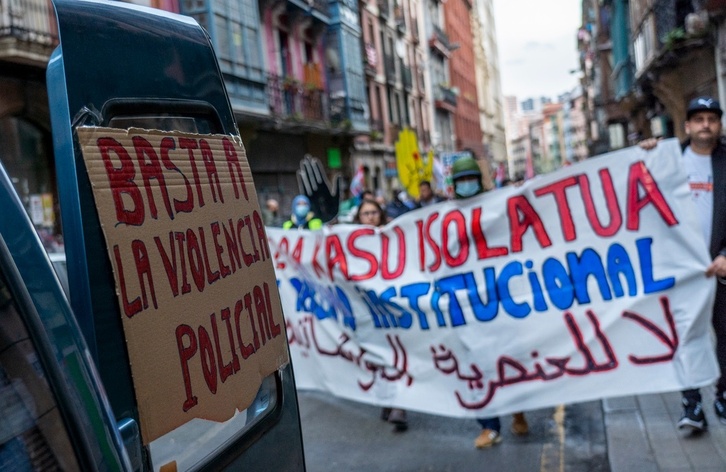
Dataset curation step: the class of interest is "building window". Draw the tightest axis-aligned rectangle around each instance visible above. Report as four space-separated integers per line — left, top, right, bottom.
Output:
0 117 60 252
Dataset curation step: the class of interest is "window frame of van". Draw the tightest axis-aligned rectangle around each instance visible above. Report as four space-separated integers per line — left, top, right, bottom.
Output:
0 233 128 470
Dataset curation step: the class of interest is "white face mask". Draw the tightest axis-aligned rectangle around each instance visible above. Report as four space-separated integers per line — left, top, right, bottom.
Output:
456 181 480 197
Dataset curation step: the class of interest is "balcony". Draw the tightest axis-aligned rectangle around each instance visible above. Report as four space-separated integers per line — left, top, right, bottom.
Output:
369 119 384 141
309 0 329 16
429 24 452 56
402 66 412 91
394 5 405 34
364 42 378 76
0 0 58 67
434 84 457 112
378 0 389 18
411 17 419 43
370 118 384 132
286 0 329 21
384 53 396 83
267 73 327 122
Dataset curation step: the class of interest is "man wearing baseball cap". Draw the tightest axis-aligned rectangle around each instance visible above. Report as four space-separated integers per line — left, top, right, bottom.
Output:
687 96 724 120
641 95 726 434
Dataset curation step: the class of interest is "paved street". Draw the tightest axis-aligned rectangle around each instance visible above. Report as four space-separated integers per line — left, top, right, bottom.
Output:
299 391 608 471
299 389 726 471
606 390 726 472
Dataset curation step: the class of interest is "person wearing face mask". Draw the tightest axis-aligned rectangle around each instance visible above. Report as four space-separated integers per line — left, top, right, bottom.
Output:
451 157 485 199
283 195 323 230
451 157 529 448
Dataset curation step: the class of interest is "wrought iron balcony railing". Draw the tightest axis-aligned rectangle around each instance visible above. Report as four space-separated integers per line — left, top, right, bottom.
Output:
384 53 396 83
378 0 389 18
0 0 58 66
267 73 327 122
402 66 412 91
411 17 419 43
434 84 457 110
364 42 378 76
369 119 384 132
394 5 405 33
310 0 329 16
429 24 452 55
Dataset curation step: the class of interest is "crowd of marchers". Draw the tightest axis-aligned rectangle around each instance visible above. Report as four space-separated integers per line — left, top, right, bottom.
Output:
261 162 523 231
259 156 530 447
259 96 726 452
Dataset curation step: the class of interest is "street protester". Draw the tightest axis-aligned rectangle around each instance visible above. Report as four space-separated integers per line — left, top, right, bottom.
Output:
262 198 282 227
416 180 443 207
283 195 323 230
374 193 388 210
450 156 529 448
398 189 419 210
354 198 408 432
386 189 415 220
640 96 726 433
337 186 358 223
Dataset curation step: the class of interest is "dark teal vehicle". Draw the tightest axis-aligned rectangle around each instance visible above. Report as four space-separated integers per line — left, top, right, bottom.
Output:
0 0 305 470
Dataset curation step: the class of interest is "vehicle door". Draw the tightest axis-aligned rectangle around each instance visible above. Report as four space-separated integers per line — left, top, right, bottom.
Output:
0 147 129 470
46 1 305 470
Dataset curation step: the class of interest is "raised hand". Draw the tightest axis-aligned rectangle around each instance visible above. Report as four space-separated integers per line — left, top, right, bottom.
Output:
638 138 659 151
297 154 342 223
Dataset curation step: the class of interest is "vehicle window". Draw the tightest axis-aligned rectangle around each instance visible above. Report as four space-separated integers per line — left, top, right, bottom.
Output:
107 115 212 134
48 254 69 298
101 110 280 470
0 262 79 471
149 374 278 471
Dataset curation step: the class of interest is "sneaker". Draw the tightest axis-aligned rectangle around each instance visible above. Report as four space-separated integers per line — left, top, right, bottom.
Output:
380 407 391 421
511 412 529 436
387 408 408 432
678 398 707 433
474 429 502 448
715 396 726 425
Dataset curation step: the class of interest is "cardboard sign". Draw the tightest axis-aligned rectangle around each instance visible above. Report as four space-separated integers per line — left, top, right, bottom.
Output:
77 127 289 444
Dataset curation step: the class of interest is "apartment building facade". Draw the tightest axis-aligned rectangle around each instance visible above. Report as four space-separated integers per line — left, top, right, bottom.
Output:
2 0 509 228
578 0 726 152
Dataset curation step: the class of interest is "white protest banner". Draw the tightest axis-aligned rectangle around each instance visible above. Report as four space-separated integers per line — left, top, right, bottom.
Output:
269 139 720 418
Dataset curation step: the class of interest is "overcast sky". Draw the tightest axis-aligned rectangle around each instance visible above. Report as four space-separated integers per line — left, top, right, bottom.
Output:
493 0 582 101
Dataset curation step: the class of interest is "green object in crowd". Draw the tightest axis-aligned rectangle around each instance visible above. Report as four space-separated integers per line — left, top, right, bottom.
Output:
328 148 342 169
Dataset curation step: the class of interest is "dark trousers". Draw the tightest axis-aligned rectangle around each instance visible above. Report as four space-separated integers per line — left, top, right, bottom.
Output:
683 280 726 402
477 416 501 432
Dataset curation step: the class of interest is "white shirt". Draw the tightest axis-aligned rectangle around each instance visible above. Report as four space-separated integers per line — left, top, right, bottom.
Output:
683 145 714 246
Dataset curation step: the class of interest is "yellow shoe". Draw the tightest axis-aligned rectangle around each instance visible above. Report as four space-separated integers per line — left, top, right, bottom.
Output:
511 412 529 436
474 429 501 448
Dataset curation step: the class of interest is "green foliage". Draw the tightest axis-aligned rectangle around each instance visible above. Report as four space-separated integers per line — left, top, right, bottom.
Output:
662 27 686 50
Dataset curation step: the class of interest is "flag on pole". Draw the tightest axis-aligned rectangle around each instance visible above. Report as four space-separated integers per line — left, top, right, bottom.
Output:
350 164 365 197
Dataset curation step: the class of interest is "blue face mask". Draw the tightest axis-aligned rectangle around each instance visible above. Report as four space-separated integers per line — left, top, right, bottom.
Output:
456 181 480 197
294 204 310 220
